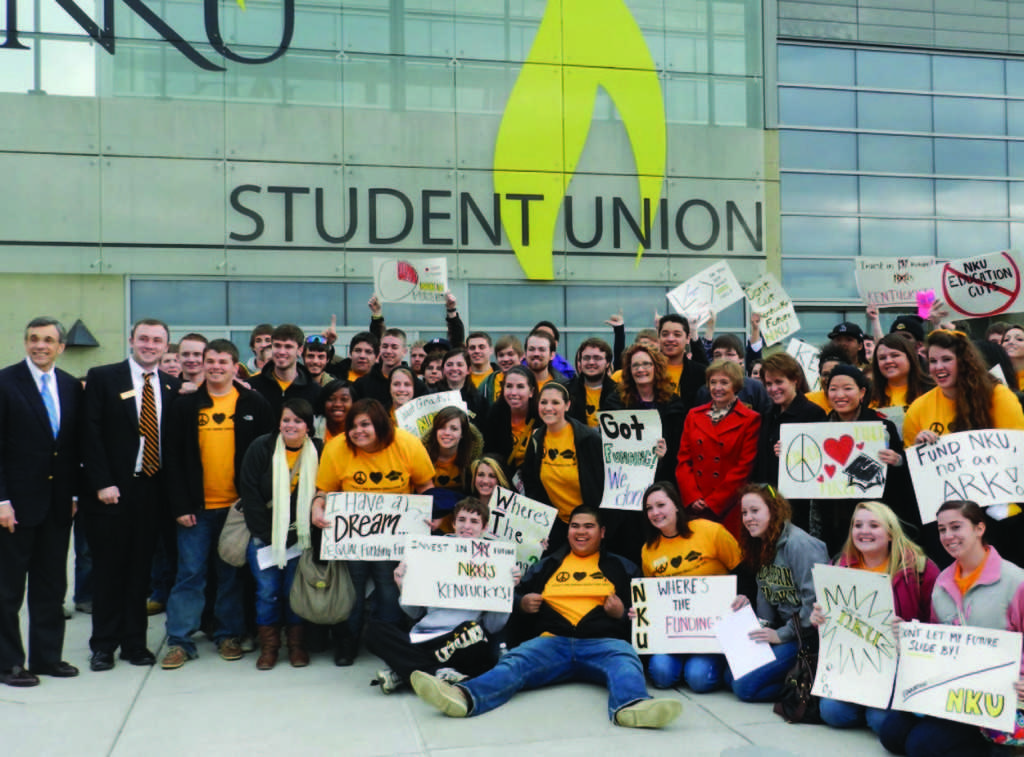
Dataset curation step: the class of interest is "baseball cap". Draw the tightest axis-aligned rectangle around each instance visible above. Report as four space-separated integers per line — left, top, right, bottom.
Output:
889 315 925 342
828 322 865 342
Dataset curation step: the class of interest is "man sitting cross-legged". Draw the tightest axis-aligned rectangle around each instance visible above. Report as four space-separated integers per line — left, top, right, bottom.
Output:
410 505 682 729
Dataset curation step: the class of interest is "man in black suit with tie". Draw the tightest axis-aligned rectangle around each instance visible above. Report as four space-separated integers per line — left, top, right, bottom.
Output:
0 317 83 686
81 318 180 671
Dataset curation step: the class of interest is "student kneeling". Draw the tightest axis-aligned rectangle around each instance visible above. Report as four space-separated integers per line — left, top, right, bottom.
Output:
410 505 683 729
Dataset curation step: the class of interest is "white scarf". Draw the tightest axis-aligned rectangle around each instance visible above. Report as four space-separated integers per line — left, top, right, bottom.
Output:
271 434 318 569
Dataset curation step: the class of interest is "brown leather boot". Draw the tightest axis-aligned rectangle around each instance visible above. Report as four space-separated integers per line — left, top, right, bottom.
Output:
286 624 310 668
256 625 281 671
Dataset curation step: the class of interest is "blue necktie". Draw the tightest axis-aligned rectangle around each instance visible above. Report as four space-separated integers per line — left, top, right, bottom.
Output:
40 373 59 438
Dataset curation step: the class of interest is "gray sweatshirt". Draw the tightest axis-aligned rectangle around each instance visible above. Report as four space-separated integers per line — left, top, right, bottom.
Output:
755 521 828 644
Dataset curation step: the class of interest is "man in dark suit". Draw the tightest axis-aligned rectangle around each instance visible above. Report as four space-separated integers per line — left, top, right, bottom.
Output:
0 317 83 686
81 318 180 671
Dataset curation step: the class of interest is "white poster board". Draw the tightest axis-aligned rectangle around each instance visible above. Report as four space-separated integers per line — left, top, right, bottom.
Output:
786 338 821 392
373 256 449 304
666 261 744 328
598 410 662 511
893 622 1022 732
631 575 736 654
779 422 889 499
716 604 776 679
394 391 467 436
320 492 431 560
906 429 1024 523
400 535 516 612
811 565 898 709
486 487 556 575
745 273 800 346
933 250 1024 321
855 257 937 308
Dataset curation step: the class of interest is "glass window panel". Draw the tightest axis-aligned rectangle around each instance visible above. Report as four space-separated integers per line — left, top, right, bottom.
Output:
779 88 855 128
858 135 933 174
782 216 859 256
1008 61 1024 97
0 44 34 93
565 286 670 328
1012 222 1024 251
933 55 1004 96
713 39 748 77
1011 183 1024 217
856 50 930 90
791 309 850 345
39 41 96 97
934 97 1005 137
228 281 345 326
1008 142 1024 178
857 92 931 132
469 284 564 328
344 282 454 330
935 180 1007 218
782 259 858 299
778 45 854 86
1008 102 1024 138
860 219 936 256
780 130 856 171
936 221 1009 256
860 177 934 215
934 139 1006 177
665 75 709 124
713 79 750 127
781 174 858 214
131 281 226 326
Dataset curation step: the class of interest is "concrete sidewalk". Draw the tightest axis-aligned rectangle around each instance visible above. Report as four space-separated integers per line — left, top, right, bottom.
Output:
2 609 890 757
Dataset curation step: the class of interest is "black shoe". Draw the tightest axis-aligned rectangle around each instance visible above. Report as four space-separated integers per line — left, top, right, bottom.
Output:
1 666 40 687
89 651 115 672
333 637 358 667
120 649 156 666
32 661 79 678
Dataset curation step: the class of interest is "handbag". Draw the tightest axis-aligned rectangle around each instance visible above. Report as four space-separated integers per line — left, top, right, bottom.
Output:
217 500 250 568
289 551 355 625
772 618 822 724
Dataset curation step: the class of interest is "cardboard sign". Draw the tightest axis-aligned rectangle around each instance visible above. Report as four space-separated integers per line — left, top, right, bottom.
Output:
394 391 467 435
320 492 431 561
811 565 898 709
630 575 736 654
716 604 776 679
934 250 1024 320
744 273 800 346
786 338 821 392
855 257 937 308
486 487 556 574
779 422 889 499
598 410 662 511
893 621 1022 732
907 430 1024 523
666 261 744 328
400 535 516 613
373 256 449 304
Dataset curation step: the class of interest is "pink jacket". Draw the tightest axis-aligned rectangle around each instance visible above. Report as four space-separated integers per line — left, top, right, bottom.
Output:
836 549 939 622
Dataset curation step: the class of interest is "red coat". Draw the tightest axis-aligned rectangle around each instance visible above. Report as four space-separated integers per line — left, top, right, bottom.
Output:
675 401 761 538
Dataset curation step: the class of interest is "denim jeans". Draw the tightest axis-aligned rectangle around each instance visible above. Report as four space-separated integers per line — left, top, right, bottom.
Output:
726 639 799 702
647 653 724 693
165 508 243 654
72 515 92 604
878 712 987 757
346 560 402 639
246 538 300 627
460 636 652 721
819 698 888 733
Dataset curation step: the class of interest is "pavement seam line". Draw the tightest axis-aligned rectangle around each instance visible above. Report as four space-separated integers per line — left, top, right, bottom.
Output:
105 633 168 757
678 687 755 746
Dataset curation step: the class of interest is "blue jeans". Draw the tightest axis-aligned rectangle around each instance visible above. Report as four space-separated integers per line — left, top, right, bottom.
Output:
647 653 724 693
165 509 243 655
819 698 888 733
878 711 987 757
346 560 402 639
73 515 92 604
460 636 652 721
246 538 300 627
726 640 799 702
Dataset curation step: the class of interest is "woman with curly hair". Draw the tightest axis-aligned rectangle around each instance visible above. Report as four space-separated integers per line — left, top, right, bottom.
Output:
869 332 934 410
618 343 681 482
422 406 482 492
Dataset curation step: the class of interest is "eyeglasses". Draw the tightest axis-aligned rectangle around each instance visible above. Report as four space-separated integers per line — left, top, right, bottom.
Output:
580 356 607 363
631 360 655 369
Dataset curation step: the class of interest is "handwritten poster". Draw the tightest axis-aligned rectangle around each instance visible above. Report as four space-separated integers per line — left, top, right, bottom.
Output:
400 535 516 613
486 487 556 574
855 257 937 308
666 261 744 328
786 338 821 392
893 622 1022 732
373 256 449 304
631 575 736 654
811 565 898 709
320 492 431 561
598 410 662 511
394 391 467 435
779 422 888 499
745 273 800 346
932 250 1024 321
906 430 1024 523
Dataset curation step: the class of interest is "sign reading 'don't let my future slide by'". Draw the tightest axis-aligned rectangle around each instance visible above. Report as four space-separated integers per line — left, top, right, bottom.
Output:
598 410 662 511
631 575 736 654
320 492 431 561
779 422 888 500
400 535 517 613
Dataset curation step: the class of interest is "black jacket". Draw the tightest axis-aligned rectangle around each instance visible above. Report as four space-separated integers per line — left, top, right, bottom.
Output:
520 417 604 515
239 433 324 544
352 363 427 406
249 361 321 415
754 392 828 486
675 359 707 417
566 374 623 425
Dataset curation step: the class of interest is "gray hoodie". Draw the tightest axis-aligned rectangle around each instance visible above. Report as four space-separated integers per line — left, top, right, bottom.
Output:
755 521 828 644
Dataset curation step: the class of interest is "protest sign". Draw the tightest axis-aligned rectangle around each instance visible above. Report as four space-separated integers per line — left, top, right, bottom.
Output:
400 535 516 613
630 575 736 654
855 257 936 308
373 256 448 304
394 391 467 435
786 338 821 392
598 410 662 511
779 422 888 499
320 492 431 560
744 274 800 345
933 250 1024 320
906 429 1024 523
486 487 556 574
716 604 776 679
811 565 897 709
666 261 744 328
893 622 1022 732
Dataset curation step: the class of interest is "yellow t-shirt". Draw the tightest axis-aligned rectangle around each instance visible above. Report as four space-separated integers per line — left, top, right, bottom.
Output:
903 384 1024 447
873 384 907 410
199 389 238 509
805 390 830 413
1017 369 1024 391
541 552 613 627
347 369 364 383
536 374 553 392
275 376 291 393
641 519 742 577
434 458 461 490
665 363 682 390
285 448 300 493
584 386 602 428
539 424 581 523
316 428 435 494
470 368 494 388
865 561 889 574
509 418 533 470
493 372 506 400
610 369 623 383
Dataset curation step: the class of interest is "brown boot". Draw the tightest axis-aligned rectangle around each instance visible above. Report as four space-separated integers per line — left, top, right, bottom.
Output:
286 624 310 668
256 626 281 671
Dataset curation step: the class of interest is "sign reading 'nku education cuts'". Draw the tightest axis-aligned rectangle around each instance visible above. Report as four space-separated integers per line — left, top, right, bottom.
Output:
599 410 661 511
630 575 736 654
320 492 431 561
400 535 516 613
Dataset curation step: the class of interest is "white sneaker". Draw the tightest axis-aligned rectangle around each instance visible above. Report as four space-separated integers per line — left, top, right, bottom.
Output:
434 667 468 684
371 668 404 694
614 698 683 729
410 671 469 717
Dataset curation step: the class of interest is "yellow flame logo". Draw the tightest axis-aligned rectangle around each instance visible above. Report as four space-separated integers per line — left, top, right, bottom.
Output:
494 0 666 280
236 0 246 10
